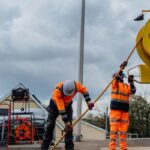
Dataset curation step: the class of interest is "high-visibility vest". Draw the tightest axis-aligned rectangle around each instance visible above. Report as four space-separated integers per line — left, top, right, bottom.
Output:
52 81 90 113
110 80 131 112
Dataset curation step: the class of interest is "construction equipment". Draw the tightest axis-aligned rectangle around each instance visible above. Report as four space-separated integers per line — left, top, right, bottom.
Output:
15 117 35 144
127 64 150 84
136 20 150 67
9 85 35 144
128 18 150 83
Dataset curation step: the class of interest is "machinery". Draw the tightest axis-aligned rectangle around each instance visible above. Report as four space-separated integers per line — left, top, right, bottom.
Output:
9 86 35 144
128 12 150 84
15 116 35 144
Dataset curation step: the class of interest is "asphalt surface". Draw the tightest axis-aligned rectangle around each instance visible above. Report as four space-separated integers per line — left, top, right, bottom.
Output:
1 139 150 150
74 139 150 150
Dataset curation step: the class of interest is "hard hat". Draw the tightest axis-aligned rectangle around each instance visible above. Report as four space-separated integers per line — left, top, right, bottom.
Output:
121 72 126 78
63 80 75 96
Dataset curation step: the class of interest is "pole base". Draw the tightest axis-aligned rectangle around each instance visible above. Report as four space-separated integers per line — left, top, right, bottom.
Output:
74 135 81 141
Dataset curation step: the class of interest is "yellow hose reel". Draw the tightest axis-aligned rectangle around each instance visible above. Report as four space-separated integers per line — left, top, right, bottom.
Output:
136 19 150 66
128 64 150 84
128 19 150 83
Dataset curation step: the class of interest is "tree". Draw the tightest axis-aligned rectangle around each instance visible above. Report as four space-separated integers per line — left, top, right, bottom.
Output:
129 95 150 137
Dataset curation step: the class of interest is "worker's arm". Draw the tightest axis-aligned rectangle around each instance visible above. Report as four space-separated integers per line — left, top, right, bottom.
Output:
128 75 136 94
75 81 91 102
75 81 94 109
130 83 136 94
53 89 69 123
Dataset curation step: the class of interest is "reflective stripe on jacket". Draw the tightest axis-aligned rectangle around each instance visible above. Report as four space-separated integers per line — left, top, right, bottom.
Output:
52 81 89 112
110 80 131 112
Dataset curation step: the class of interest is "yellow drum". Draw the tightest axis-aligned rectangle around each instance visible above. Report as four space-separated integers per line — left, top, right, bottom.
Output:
135 19 150 83
136 19 150 67
143 20 150 57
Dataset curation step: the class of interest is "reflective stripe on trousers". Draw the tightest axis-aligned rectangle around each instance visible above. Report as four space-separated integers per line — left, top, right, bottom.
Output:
110 119 129 123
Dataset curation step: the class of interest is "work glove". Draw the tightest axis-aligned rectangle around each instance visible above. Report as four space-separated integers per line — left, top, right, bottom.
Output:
116 75 122 81
120 61 128 69
114 71 124 81
64 122 73 132
128 75 134 84
87 101 94 110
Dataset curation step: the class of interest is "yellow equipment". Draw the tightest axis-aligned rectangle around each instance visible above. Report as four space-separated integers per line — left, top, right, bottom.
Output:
139 64 150 83
127 64 150 84
134 19 150 83
143 20 150 57
136 20 150 67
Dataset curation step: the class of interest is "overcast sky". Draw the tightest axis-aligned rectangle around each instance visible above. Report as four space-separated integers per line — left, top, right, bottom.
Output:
0 0 150 114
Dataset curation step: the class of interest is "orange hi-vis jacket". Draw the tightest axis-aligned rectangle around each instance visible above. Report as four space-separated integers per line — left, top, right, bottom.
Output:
110 80 132 112
51 81 90 122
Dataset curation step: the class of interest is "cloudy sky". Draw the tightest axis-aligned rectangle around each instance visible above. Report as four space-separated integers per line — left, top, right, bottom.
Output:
0 0 150 114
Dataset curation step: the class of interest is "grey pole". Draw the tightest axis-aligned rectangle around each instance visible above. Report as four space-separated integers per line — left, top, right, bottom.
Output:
75 0 85 141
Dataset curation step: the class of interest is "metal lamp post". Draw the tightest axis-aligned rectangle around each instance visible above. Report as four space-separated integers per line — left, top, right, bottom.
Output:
75 0 85 141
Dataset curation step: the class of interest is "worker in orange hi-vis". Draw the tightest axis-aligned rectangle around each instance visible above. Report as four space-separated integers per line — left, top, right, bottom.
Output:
41 80 94 150
109 61 136 150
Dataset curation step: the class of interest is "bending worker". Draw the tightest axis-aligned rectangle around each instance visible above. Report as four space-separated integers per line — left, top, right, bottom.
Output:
41 80 94 150
109 61 136 150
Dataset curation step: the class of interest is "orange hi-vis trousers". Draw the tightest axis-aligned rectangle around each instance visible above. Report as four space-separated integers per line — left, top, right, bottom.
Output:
109 110 129 150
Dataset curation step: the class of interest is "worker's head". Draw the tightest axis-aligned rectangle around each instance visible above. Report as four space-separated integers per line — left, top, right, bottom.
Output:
113 71 126 82
63 80 75 96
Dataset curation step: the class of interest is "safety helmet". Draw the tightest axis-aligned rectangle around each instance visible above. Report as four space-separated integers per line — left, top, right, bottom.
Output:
63 80 75 96
121 72 126 78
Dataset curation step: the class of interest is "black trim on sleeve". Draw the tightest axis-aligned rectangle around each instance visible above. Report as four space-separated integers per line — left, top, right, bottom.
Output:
130 83 136 94
83 93 91 102
59 111 68 123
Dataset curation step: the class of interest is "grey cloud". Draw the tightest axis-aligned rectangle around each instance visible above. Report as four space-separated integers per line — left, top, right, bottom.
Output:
0 5 20 30
0 0 149 105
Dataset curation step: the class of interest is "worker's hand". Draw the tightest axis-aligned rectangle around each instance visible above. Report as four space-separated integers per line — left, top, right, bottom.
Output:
115 74 122 81
64 122 73 132
87 101 94 110
128 75 134 84
120 61 128 69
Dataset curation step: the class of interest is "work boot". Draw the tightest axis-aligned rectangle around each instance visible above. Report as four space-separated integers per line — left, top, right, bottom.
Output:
51 142 55 146
41 143 49 150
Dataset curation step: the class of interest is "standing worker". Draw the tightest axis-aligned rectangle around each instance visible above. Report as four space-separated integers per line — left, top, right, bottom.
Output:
41 80 94 150
109 61 136 150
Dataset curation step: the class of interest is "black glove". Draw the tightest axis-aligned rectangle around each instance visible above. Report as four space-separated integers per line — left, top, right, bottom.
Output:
120 61 128 69
128 75 134 84
115 71 124 81
87 101 94 110
64 122 73 132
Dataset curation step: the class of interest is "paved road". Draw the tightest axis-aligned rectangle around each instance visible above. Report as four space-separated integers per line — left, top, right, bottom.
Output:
1 139 150 150
74 139 150 150
101 148 150 150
